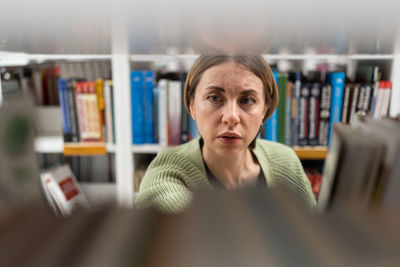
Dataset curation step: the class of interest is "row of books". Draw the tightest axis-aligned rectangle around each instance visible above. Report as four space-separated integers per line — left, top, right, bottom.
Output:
264 68 392 146
318 116 400 211
131 70 198 145
58 79 115 143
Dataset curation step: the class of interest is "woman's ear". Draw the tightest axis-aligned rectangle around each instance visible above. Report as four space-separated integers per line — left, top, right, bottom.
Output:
189 100 196 120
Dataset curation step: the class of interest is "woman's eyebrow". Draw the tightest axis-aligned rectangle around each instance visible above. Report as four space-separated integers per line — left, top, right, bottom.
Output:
240 89 260 95
205 86 225 92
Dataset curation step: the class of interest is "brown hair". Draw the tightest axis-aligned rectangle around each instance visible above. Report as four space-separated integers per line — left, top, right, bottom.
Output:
183 55 279 149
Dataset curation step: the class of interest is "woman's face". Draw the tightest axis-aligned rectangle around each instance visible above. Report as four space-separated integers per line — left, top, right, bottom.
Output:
190 61 268 155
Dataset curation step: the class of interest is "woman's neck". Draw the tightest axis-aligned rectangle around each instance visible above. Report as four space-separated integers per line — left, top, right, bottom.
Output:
202 144 260 189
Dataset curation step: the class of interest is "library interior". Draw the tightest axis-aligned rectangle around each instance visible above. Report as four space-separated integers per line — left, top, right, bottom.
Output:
1 0 400 265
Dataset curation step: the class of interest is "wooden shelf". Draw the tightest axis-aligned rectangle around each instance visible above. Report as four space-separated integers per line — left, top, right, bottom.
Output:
63 142 115 156
293 146 328 160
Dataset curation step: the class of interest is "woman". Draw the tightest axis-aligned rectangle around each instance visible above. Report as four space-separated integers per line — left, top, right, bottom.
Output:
136 55 316 213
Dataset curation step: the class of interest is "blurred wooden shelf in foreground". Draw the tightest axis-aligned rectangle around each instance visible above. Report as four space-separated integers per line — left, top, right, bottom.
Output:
293 146 328 160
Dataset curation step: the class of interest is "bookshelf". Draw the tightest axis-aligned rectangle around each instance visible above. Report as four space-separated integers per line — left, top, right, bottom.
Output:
1 7 400 206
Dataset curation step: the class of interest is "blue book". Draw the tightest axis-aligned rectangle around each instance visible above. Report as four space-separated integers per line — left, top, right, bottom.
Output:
57 78 72 142
328 72 346 143
131 71 144 144
143 71 155 144
188 116 198 140
265 72 279 142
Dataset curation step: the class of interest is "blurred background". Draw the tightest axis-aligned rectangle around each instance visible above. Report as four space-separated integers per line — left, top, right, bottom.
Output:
1 0 400 265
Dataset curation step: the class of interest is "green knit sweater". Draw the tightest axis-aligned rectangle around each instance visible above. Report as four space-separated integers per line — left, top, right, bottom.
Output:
136 138 316 213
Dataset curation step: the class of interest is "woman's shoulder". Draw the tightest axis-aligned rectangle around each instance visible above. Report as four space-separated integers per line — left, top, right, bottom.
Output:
255 139 298 160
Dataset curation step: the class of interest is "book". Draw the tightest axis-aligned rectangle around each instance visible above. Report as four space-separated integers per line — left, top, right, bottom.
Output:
327 72 345 143
144 71 155 144
168 80 182 146
341 84 351 123
103 80 115 144
318 84 331 146
352 117 400 206
67 79 80 142
180 72 189 143
298 83 310 146
318 123 384 210
265 72 279 142
289 72 302 146
158 79 168 146
95 79 105 142
308 83 320 146
277 73 288 144
40 164 90 216
348 84 360 125
379 81 392 118
131 71 144 144
285 81 293 146
57 78 73 142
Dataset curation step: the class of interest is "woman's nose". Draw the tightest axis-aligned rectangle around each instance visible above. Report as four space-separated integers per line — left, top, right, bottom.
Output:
222 102 240 126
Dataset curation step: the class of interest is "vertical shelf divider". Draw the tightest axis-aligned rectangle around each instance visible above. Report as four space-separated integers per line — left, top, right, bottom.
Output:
111 20 134 207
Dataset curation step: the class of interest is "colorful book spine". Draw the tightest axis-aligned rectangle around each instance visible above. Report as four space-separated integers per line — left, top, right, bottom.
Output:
57 78 72 142
328 72 345 142
131 71 144 144
277 73 288 144
143 71 155 144
318 84 331 146
85 82 102 141
265 72 279 142
380 81 392 118
308 83 321 146
74 82 88 141
285 81 293 146
298 84 310 146
291 72 301 146
188 116 198 140
95 79 105 142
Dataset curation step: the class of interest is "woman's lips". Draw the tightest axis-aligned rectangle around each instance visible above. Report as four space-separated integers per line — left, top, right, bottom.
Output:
217 135 242 145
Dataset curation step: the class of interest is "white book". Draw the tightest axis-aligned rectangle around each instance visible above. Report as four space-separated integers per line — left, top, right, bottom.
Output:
40 164 90 217
104 80 114 143
158 79 168 147
380 86 391 118
168 80 182 146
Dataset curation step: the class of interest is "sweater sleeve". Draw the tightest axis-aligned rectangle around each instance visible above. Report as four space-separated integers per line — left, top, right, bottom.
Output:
135 151 194 213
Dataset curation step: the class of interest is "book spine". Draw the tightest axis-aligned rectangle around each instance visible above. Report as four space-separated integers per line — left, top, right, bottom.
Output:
153 85 159 144
85 82 102 141
380 81 392 117
57 78 73 142
298 84 310 146
168 80 182 146
356 85 366 112
104 80 114 144
328 72 345 142
265 109 278 142
363 84 372 112
188 116 198 140
158 80 168 146
349 85 360 125
144 71 155 144
318 84 331 146
373 81 385 119
265 72 279 142
308 83 320 146
293 73 301 146
285 81 293 146
277 73 288 144
341 85 351 123
131 71 144 144
75 82 88 141
95 79 105 142
67 79 80 142
110 82 116 144
180 72 189 143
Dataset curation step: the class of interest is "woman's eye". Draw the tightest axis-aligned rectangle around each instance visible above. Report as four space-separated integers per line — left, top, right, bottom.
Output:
240 97 256 105
207 95 221 102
